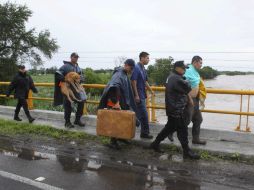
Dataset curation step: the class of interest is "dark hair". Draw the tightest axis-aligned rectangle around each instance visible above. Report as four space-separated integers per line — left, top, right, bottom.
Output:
124 59 135 67
139 52 149 60
18 65 25 69
191 56 202 64
70 52 79 58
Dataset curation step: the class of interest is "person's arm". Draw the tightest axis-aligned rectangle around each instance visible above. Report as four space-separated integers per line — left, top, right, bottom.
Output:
188 93 194 106
55 65 66 82
146 81 155 96
131 80 140 103
29 76 38 93
107 87 121 109
130 67 140 103
6 76 17 97
173 78 191 94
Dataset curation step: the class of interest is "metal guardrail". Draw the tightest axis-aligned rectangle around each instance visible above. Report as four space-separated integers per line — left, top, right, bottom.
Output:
0 82 253 132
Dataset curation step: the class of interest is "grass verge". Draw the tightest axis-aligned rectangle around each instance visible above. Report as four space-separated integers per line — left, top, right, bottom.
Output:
0 118 110 144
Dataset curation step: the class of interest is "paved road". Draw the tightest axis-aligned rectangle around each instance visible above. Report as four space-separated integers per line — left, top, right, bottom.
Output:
0 135 254 190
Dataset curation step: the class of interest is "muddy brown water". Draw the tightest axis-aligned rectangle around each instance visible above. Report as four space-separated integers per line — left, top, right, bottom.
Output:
155 75 254 132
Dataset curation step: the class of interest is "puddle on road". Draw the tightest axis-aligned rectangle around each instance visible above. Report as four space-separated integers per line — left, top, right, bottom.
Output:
0 135 202 189
0 136 52 160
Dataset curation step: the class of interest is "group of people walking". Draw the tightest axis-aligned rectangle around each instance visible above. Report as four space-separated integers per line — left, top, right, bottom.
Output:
6 51 206 159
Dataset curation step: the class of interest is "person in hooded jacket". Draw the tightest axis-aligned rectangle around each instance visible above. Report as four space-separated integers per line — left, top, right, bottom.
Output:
98 59 137 149
54 52 86 128
6 65 38 123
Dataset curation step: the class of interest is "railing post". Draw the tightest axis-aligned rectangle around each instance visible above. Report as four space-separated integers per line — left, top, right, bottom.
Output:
245 95 251 132
83 102 88 115
27 90 34 110
235 95 243 131
151 94 157 123
146 92 151 122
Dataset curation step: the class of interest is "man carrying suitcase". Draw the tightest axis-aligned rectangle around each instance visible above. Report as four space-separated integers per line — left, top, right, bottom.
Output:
98 59 136 149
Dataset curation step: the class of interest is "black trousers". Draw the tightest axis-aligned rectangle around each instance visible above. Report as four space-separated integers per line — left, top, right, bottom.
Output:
15 98 30 118
63 98 85 123
190 98 203 140
168 98 203 140
155 116 189 150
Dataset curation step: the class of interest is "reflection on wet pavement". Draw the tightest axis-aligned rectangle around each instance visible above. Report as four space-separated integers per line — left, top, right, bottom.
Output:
0 135 252 190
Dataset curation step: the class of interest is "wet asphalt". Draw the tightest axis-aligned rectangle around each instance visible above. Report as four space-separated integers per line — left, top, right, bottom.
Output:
0 134 254 190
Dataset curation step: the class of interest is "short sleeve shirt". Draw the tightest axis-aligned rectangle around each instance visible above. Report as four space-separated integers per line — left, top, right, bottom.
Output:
130 63 148 99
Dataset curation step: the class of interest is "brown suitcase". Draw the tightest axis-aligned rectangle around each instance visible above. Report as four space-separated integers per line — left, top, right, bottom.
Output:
96 109 136 139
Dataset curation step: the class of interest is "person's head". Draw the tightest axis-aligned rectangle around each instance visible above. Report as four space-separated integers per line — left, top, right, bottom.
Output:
18 65 26 73
173 61 188 75
139 52 150 65
124 59 135 74
191 55 203 70
70 52 79 64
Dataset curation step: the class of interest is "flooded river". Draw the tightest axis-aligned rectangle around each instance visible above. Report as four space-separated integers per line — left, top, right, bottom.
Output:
155 75 254 132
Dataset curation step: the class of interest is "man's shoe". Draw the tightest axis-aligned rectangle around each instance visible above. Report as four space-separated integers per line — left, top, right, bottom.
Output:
192 139 207 145
65 122 75 128
118 139 131 145
140 133 153 139
183 149 200 160
168 133 174 142
14 116 22 121
149 142 164 153
28 117 35 123
74 120 86 127
107 141 121 150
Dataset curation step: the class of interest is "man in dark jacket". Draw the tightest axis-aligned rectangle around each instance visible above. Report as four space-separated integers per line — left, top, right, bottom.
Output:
98 59 136 149
150 61 200 159
6 65 38 123
54 52 85 128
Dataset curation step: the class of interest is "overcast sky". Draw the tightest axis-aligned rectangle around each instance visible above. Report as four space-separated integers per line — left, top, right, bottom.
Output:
4 0 254 71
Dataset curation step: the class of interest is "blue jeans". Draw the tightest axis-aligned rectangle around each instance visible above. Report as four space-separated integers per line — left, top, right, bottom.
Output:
136 99 150 135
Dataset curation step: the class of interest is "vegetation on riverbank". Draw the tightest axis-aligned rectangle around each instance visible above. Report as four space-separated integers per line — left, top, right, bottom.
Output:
219 71 254 76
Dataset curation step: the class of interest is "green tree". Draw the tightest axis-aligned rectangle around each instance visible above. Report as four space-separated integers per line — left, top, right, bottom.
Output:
199 66 219 79
147 58 173 85
84 68 112 96
0 2 59 66
0 2 58 104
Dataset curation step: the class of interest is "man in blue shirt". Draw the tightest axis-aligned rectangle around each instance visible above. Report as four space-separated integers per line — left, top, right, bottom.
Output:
131 52 154 139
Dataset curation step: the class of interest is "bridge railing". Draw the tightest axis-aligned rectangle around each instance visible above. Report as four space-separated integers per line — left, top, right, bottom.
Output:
0 81 253 132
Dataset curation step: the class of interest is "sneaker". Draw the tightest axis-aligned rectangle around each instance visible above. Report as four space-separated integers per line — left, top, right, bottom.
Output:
14 116 22 121
107 141 121 150
118 139 131 145
183 149 200 160
140 133 153 139
28 117 35 123
192 139 207 145
65 122 75 128
149 141 164 153
74 120 86 127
